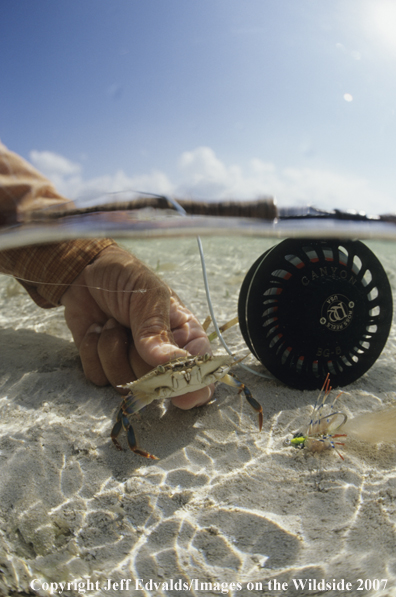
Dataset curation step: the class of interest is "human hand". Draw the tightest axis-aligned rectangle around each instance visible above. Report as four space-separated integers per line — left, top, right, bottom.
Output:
61 245 214 409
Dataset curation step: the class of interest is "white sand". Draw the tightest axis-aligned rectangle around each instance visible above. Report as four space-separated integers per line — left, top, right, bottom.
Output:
0 237 396 597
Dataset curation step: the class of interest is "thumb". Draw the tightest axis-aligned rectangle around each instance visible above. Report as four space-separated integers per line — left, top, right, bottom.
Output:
130 286 187 366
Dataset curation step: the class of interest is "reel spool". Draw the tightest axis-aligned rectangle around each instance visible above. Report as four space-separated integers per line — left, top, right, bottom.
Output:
238 239 393 389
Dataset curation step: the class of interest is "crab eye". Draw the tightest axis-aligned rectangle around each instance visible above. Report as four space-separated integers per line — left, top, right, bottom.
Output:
157 365 166 374
203 353 211 362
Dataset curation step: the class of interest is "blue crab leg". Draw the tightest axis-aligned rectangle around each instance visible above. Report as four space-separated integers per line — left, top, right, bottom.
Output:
125 423 159 460
221 372 263 431
111 408 125 451
111 406 159 460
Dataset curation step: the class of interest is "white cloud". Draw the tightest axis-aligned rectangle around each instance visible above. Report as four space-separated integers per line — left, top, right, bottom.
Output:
29 149 173 204
177 146 245 199
29 150 81 177
64 169 174 205
176 147 394 214
28 146 394 214
267 164 392 214
29 150 82 199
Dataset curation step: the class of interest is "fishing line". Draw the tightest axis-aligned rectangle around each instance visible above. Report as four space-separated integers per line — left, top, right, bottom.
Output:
5 274 151 292
160 194 236 354
165 195 273 381
196 235 272 380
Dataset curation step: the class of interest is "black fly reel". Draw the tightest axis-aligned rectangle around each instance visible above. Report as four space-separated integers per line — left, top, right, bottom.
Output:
238 239 393 390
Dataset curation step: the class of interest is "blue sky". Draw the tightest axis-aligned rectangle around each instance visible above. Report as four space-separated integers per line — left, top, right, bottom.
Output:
1 0 396 212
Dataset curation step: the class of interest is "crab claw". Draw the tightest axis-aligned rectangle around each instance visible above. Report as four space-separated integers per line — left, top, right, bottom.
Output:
221 372 263 431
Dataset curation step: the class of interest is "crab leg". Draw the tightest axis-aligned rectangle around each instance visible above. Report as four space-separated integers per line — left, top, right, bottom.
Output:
125 425 159 460
110 409 124 451
206 317 239 342
111 407 159 460
221 372 263 431
123 390 158 415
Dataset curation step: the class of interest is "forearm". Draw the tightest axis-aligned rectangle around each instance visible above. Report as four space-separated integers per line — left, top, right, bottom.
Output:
0 239 116 308
0 141 73 225
0 141 116 307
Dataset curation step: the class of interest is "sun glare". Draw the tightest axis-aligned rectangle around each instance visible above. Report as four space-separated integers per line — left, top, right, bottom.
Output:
369 1 396 51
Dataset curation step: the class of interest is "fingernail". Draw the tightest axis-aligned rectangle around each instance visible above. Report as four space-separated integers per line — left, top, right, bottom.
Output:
158 345 187 360
87 324 103 334
103 318 118 330
196 387 214 407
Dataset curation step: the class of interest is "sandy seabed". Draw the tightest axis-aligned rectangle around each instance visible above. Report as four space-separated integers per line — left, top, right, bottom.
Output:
0 236 396 597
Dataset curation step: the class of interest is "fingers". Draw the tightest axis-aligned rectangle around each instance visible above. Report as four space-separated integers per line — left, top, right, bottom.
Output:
131 293 212 367
97 319 135 391
79 324 108 386
79 319 137 392
169 297 212 355
82 246 209 366
171 384 215 410
79 317 215 406
130 291 215 408
130 285 187 366
78 316 210 400
70 247 216 408
172 326 212 357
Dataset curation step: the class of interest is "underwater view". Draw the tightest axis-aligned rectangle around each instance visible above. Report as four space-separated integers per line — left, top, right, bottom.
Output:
1 235 396 596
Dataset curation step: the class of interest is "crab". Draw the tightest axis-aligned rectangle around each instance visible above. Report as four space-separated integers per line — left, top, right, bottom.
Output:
111 352 263 459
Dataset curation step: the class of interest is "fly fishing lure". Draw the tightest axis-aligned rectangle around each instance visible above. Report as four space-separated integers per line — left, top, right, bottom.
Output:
288 373 348 459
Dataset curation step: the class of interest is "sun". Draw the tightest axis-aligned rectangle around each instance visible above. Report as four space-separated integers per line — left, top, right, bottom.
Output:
368 0 396 51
